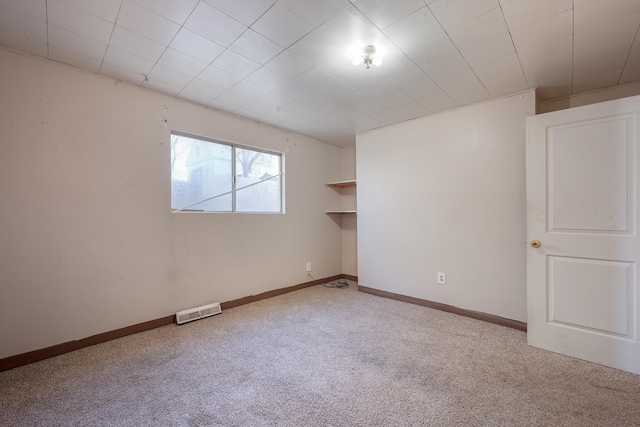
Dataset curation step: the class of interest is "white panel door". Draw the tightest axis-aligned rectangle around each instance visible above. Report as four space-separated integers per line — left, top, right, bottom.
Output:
526 95 640 375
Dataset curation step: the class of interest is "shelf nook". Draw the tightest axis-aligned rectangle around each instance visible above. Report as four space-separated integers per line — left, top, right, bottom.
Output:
325 180 357 214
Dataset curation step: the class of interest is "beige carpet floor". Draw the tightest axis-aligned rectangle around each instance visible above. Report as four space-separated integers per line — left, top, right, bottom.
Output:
1 281 639 426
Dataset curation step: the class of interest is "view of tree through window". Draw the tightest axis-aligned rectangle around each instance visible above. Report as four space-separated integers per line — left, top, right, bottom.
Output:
171 133 282 213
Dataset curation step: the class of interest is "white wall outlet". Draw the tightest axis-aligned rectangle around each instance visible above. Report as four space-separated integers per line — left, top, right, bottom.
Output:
306 262 312 272
437 272 446 285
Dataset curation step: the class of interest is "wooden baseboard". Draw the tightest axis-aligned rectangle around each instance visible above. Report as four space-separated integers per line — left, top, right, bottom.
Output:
358 286 527 332
0 315 176 372
221 275 343 310
0 274 351 372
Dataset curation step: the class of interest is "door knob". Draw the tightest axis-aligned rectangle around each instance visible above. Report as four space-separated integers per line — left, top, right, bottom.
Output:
530 240 541 248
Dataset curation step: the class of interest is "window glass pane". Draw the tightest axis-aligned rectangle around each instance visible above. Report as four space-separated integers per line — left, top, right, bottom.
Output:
171 134 232 212
235 148 281 212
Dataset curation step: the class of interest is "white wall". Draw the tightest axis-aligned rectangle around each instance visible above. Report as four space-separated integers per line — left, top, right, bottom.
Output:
0 49 343 359
356 91 536 322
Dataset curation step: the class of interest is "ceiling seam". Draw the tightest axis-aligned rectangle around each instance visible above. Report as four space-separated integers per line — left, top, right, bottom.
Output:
344 2 439 115
424 2 486 108
617 21 640 85
571 0 575 94
98 0 124 74
499 2 530 90
45 0 49 58
165 0 262 104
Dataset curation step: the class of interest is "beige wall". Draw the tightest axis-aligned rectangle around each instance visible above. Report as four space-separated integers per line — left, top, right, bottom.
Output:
356 91 536 322
0 49 343 358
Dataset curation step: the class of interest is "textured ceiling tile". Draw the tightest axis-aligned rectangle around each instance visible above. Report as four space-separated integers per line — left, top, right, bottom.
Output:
393 99 431 119
211 49 261 78
48 25 107 61
142 78 182 96
436 68 479 92
251 2 313 47
170 28 225 64
157 48 208 77
0 6 47 56
49 45 102 72
185 1 246 47
501 0 572 31
405 31 459 69
182 78 227 99
229 29 285 65
471 53 522 81
408 81 458 112
445 81 490 105
230 79 271 98
58 0 122 23
198 65 244 89
385 7 444 51
48 0 114 44
573 65 622 93
387 67 433 91
207 98 240 113
130 0 199 24
460 33 515 68
448 8 508 51
149 63 194 87
100 62 147 85
278 0 347 28
242 98 278 115
620 32 640 84
573 13 640 67
178 89 214 106
102 45 155 75
109 26 166 62
370 107 406 126
428 0 499 29
510 9 572 52
574 0 640 33
203 0 277 27
517 35 572 99
352 0 428 29
264 50 315 78
316 5 379 47
245 66 291 90
481 68 528 97
116 0 180 45
215 88 257 108
0 0 47 20
420 53 469 81
258 91 295 108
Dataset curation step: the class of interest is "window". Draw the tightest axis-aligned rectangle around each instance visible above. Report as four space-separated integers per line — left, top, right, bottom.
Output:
170 132 283 213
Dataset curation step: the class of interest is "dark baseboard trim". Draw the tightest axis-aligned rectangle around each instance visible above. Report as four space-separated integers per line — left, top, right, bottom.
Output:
0 315 176 372
0 274 351 372
221 274 343 310
343 274 358 282
358 286 527 332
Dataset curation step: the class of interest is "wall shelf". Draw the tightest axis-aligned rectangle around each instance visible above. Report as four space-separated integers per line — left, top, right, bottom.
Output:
325 180 357 188
326 179 357 215
325 210 357 215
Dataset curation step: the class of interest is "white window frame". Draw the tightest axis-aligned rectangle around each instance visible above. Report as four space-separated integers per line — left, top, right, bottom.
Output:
171 131 284 214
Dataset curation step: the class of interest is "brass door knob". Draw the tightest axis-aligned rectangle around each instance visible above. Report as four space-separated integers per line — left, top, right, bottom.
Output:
530 240 541 248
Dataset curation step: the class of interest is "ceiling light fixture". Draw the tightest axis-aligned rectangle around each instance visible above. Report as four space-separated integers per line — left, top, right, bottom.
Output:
352 45 382 69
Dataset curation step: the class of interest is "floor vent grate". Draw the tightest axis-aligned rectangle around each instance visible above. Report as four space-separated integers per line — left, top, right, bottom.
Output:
176 302 222 325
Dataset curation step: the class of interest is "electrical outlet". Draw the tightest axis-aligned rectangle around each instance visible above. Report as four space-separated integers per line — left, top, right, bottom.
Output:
306 262 312 272
437 272 446 285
